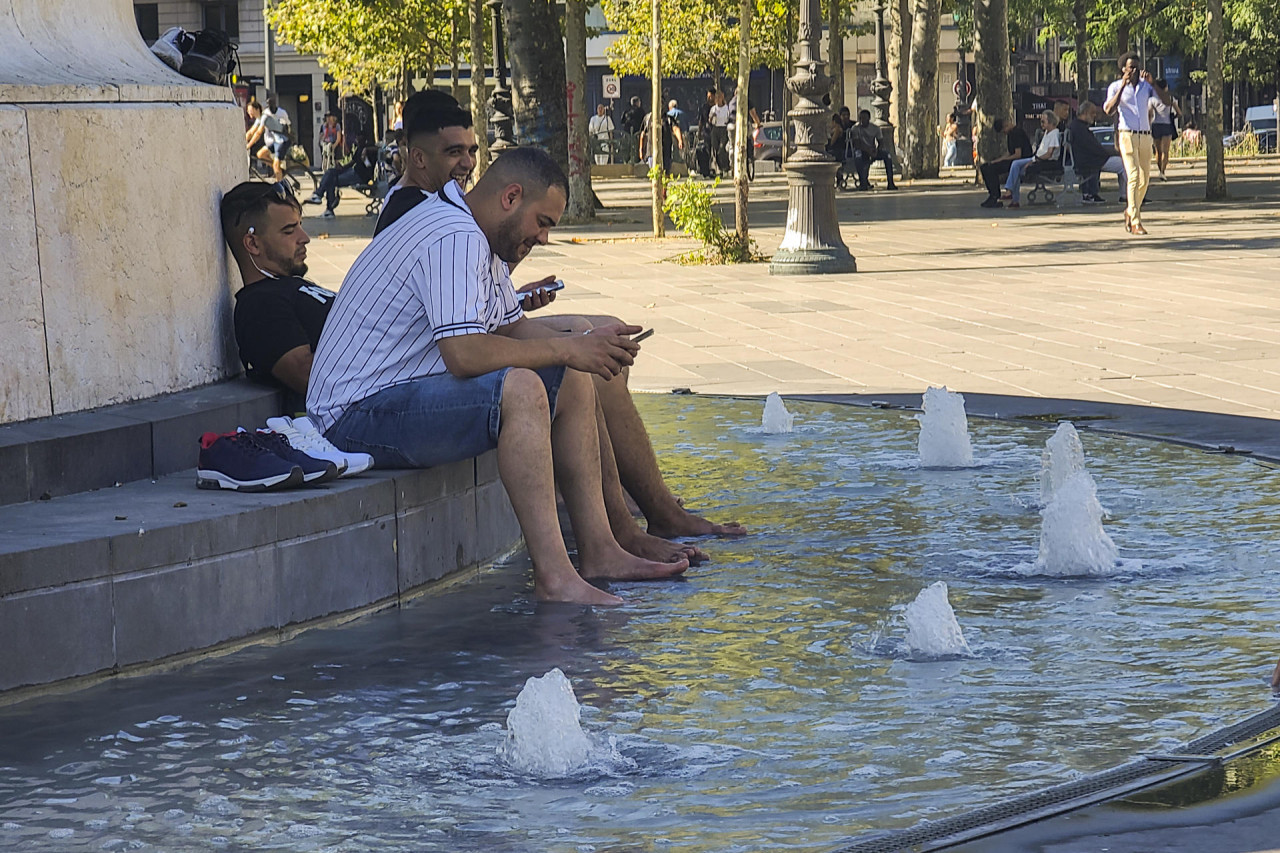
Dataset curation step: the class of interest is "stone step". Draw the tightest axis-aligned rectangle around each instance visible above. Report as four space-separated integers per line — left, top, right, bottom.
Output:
0 380 283 508
0 451 519 698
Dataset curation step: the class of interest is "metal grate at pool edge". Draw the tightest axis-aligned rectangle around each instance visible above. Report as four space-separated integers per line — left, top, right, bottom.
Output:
829 702 1280 853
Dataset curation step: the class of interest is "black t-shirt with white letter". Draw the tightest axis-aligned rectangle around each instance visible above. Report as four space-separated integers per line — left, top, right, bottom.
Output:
233 275 335 387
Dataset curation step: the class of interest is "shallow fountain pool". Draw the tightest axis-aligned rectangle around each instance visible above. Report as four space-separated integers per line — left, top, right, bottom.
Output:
2 396 1279 853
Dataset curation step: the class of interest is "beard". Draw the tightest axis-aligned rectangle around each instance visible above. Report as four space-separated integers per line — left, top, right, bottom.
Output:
489 212 530 266
265 246 308 277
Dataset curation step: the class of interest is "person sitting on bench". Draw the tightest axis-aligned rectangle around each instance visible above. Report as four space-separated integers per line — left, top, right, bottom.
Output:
1070 101 1127 205
305 144 379 218
1002 111 1060 208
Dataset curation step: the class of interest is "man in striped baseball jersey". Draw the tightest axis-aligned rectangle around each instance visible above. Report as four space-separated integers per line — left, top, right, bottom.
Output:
376 91 746 562
307 149 689 605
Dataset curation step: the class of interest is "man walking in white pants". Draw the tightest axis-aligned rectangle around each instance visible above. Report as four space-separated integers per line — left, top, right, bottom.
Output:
1104 52 1172 236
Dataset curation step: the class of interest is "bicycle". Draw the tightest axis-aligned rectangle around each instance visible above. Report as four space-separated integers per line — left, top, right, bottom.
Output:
248 146 318 195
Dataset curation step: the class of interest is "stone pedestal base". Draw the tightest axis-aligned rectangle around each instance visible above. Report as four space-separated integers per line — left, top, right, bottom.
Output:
0 0 244 425
770 160 857 275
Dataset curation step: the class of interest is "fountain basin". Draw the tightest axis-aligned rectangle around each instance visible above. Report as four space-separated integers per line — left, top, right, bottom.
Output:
1 396 1277 851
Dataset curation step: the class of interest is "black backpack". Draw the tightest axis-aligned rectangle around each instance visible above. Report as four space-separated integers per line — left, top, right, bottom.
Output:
179 29 238 86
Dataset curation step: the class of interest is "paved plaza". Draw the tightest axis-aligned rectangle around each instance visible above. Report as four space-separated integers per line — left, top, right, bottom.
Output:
305 158 1280 420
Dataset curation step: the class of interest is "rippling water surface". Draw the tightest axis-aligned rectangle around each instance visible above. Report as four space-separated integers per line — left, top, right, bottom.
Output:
2 397 1279 852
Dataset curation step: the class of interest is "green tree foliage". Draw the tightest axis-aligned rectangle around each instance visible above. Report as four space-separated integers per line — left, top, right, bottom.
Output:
599 0 792 76
267 0 462 95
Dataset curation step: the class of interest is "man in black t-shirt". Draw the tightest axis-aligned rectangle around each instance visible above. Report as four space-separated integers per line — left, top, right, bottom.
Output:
979 118 1032 208
620 96 646 163
220 181 334 411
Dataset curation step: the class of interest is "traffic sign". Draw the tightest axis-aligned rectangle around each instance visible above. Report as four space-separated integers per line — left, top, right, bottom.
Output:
602 74 620 99
953 79 972 99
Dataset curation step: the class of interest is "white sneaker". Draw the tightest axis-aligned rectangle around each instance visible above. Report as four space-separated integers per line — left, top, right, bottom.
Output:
271 415 375 477
321 209 335 219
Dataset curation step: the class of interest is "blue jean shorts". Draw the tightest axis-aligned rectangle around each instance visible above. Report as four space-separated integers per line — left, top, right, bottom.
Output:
323 366 566 469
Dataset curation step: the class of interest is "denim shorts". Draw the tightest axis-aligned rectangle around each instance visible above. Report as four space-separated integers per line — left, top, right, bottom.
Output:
323 367 566 469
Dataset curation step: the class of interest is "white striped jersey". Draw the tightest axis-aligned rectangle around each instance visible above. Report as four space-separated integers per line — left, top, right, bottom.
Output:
306 183 523 432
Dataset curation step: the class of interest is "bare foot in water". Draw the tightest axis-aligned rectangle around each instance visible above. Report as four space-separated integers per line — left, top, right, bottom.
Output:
579 547 690 581
647 508 747 539
535 572 624 606
616 526 708 566
1272 657 1280 690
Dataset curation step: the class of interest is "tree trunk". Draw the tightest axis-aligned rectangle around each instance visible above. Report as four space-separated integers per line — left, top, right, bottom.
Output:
827 0 845 110
563 0 594 222
1204 0 1227 198
502 0 569 171
468 0 490 179
1072 0 1088 103
903 0 940 177
973 0 1012 163
734 0 751 246
888 0 913 138
650 0 663 237
1115 21 1129 55
450 3 462 103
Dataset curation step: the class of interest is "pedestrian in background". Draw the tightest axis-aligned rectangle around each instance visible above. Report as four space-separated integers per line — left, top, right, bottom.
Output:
1104 52 1173 235
588 103 615 166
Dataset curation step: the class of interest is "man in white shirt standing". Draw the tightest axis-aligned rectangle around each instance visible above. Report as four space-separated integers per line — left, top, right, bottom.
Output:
1104 52 1172 235
588 103 614 166
307 148 690 605
708 91 732 176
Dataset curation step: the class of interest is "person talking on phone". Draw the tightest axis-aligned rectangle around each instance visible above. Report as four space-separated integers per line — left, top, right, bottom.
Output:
1104 52 1172 235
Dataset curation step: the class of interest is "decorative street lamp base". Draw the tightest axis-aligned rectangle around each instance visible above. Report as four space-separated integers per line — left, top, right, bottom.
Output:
769 160 857 276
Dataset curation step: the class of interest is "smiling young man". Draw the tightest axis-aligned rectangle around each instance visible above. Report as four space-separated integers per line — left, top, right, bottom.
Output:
308 149 690 605
219 180 332 411
373 90 478 236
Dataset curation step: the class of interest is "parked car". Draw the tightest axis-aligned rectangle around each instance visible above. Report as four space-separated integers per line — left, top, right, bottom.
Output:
1223 106 1277 153
754 121 784 162
1090 125 1116 150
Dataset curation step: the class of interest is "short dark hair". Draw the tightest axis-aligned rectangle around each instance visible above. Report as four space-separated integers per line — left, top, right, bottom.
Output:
1156 77 1169 89
1118 51 1138 68
858 108 871 119
481 147 570 204
219 180 300 253
404 89 471 145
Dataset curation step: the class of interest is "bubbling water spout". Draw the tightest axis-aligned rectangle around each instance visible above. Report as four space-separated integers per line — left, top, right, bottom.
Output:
1040 421 1086 505
498 668 592 777
1035 471 1119 575
762 392 795 433
917 387 975 467
903 581 972 658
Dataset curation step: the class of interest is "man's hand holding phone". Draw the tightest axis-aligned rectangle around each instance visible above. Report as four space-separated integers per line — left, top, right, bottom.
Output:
517 275 565 312
569 323 646 380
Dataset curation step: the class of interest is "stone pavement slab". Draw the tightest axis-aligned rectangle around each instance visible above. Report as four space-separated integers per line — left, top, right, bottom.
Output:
302 159 1280 420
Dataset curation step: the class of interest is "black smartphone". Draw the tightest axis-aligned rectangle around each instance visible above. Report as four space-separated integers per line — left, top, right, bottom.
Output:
632 328 654 343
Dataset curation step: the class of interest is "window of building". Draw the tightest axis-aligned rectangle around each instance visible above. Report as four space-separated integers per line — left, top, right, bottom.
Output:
134 3 160 44
203 1 240 40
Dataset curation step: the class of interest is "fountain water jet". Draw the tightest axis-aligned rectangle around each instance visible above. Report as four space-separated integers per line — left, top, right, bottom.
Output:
498 668 592 776
903 581 972 658
917 387 975 467
1041 422 1086 505
1036 471 1119 575
762 392 795 433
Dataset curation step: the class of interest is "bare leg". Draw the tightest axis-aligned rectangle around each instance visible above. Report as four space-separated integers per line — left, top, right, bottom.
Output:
594 394 708 565
550 368 689 582
532 313 745 538
497 369 622 605
593 367 746 539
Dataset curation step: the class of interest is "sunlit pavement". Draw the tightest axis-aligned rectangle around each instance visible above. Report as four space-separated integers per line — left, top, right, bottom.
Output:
303 158 1280 419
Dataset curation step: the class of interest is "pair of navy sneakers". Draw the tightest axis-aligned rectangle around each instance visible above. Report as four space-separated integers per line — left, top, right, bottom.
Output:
196 416 374 492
